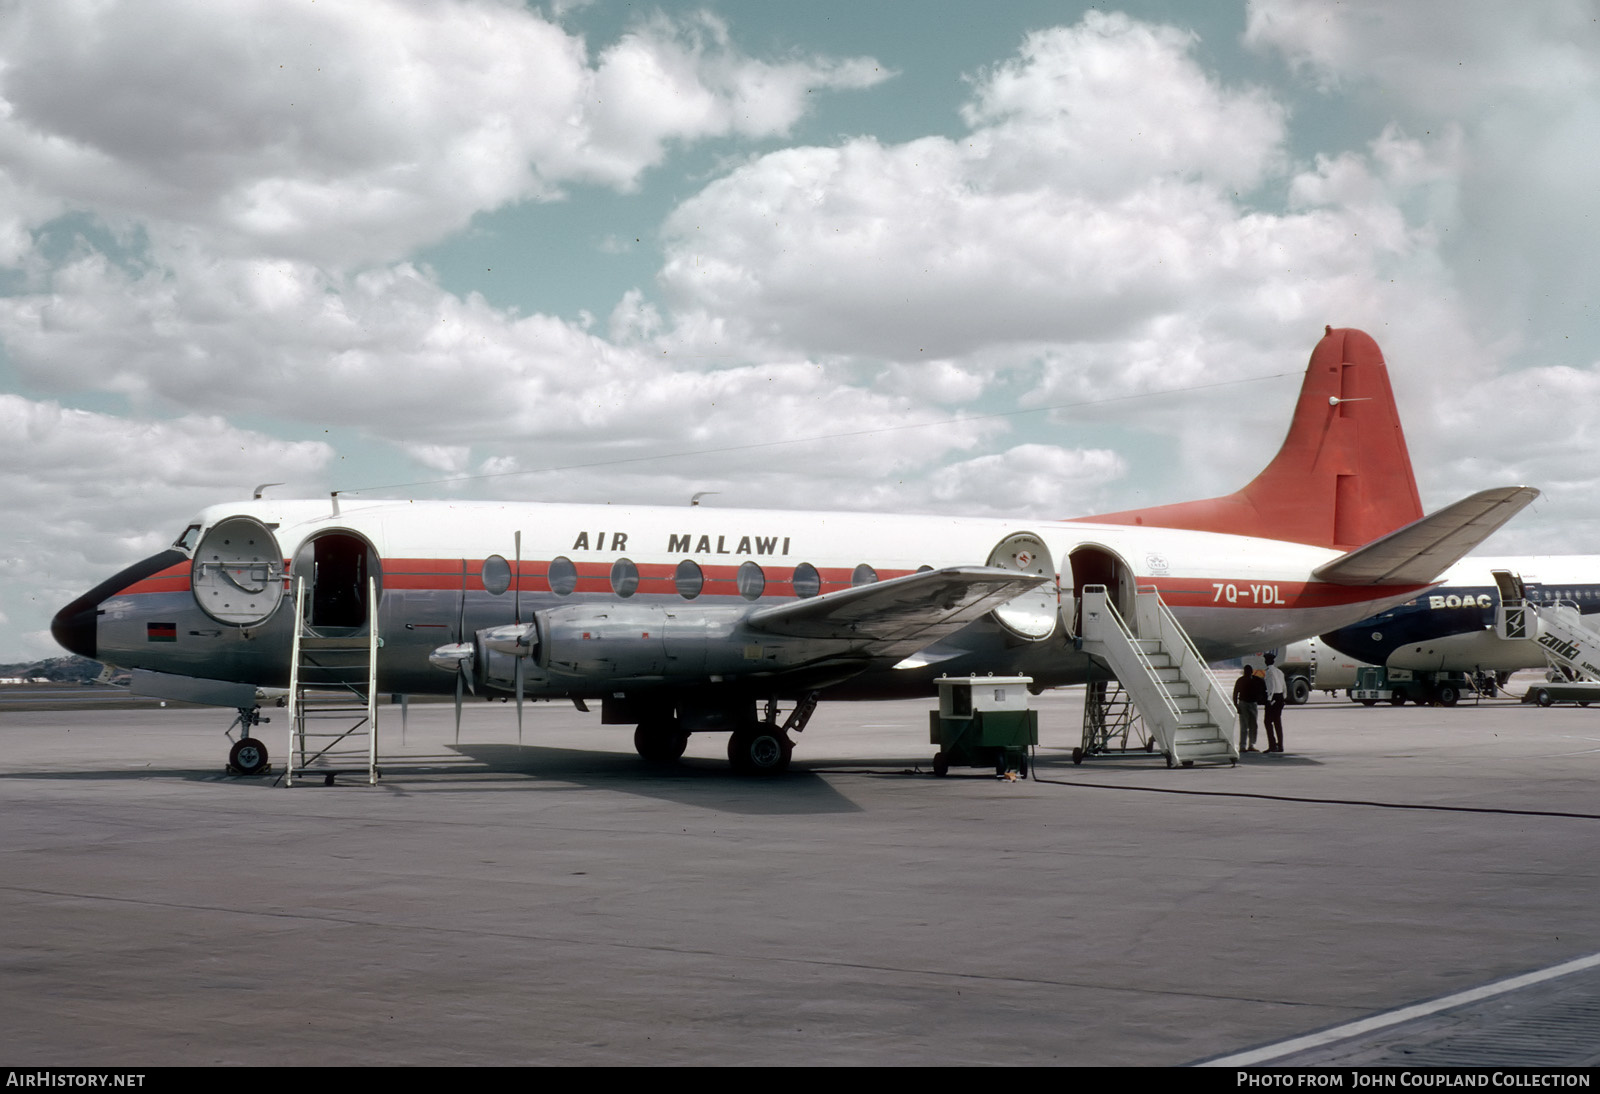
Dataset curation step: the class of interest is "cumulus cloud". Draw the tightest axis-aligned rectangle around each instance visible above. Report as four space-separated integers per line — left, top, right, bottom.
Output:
0 1 887 266
656 13 1308 364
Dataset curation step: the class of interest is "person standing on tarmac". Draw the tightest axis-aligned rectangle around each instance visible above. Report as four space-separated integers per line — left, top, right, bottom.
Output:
1233 665 1262 753
1263 653 1287 753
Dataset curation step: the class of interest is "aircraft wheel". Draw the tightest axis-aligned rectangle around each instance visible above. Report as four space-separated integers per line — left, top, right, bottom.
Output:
1436 684 1459 707
933 751 949 777
634 718 688 763
1536 689 1554 707
1071 747 1084 765
728 724 791 775
228 737 269 776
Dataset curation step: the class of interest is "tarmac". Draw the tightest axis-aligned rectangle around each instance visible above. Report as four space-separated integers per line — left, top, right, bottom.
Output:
3 684 1598 1066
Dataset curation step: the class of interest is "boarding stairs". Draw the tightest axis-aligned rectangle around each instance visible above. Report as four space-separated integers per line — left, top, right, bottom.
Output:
1078 584 1238 767
286 576 381 786
1492 569 1600 683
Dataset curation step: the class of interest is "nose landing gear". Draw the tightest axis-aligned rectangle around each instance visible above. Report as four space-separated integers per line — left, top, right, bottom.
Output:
225 705 272 776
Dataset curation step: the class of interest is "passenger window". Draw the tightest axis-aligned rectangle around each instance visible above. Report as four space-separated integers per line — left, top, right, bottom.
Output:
852 564 878 587
737 561 765 600
549 556 577 596
675 559 703 599
481 555 512 596
792 562 821 598
611 558 640 598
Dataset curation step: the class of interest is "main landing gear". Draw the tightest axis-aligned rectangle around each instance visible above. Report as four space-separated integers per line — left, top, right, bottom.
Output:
634 717 689 764
727 723 794 775
631 693 819 775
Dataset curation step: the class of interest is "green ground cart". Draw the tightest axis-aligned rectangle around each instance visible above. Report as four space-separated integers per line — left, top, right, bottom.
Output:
929 675 1038 777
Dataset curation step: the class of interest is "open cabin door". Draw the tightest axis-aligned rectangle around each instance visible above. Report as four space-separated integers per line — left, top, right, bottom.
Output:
1067 545 1137 637
293 531 382 635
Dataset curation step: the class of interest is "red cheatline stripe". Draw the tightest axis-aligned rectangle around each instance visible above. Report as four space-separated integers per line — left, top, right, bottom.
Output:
106 556 1428 608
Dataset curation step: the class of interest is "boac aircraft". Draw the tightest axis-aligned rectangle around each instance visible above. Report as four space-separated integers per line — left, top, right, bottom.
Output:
53 327 1536 775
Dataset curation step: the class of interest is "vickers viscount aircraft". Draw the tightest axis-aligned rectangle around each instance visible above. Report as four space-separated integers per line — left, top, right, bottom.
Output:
52 327 1537 775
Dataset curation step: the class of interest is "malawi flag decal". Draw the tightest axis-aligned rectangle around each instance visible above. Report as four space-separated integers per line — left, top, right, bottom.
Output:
147 622 178 642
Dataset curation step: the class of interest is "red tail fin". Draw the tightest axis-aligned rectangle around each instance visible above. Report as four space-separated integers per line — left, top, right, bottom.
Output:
1075 326 1423 550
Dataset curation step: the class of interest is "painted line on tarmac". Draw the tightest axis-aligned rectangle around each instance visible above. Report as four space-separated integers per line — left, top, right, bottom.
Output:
1195 949 1600 1067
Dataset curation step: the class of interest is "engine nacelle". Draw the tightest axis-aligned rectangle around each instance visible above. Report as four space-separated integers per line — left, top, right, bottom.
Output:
535 603 746 682
470 602 866 692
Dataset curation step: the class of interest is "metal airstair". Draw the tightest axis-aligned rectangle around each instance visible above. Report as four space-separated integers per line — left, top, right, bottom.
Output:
1077 584 1238 767
1493 569 1600 681
286 576 380 786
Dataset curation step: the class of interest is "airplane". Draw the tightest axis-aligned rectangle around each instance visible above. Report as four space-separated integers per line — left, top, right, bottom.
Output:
50 327 1538 776
1318 555 1600 699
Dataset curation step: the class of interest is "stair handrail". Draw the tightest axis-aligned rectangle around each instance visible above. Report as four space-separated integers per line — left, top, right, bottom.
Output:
1080 585 1190 724
1525 598 1600 681
1135 584 1237 752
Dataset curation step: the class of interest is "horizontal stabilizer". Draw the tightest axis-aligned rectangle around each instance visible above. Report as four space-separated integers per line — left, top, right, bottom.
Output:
1312 486 1540 586
747 565 1049 656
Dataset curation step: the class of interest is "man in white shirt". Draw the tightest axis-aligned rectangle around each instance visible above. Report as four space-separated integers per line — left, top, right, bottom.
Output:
1263 652 1286 753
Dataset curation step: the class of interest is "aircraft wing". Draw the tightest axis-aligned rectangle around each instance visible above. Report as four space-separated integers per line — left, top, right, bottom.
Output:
1312 486 1540 586
746 565 1050 656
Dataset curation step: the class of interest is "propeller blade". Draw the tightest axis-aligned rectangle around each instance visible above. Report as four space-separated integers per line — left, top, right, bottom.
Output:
400 694 409 745
514 530 522 626
515 658 524 745
454 670 463 744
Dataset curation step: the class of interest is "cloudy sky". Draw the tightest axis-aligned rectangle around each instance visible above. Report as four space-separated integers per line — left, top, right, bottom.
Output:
3 0 1599 660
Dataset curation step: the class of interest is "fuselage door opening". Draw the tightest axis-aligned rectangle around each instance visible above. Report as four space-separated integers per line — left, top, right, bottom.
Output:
1067 544 1137 635
291 531 382 635
985 532 1058 640
191 516 286 626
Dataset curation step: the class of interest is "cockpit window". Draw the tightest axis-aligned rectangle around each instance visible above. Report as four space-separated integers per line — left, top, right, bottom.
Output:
173 524 202 552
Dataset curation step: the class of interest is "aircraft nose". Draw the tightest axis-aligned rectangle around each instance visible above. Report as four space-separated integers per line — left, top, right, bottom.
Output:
50 548 189 662
50 596 99 659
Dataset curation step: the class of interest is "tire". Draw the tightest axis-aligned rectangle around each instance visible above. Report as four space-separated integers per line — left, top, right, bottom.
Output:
933 751 949 777
228 736 269 776
728 724 792 775
1536 689 1554 707
1018 752 1029 779
634 718 688 763
1436 684 1459 707
1071 747 1084 765
1289 676 1311 705
994 752 1009 777
1389 694 1407 706
1361 699 1377 707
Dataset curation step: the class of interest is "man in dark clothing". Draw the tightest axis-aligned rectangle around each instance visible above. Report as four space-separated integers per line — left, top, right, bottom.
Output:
1232 665 1262 752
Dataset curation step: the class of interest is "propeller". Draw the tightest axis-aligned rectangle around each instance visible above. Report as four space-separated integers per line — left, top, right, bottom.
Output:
454 559 473 743
514 531 524 745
